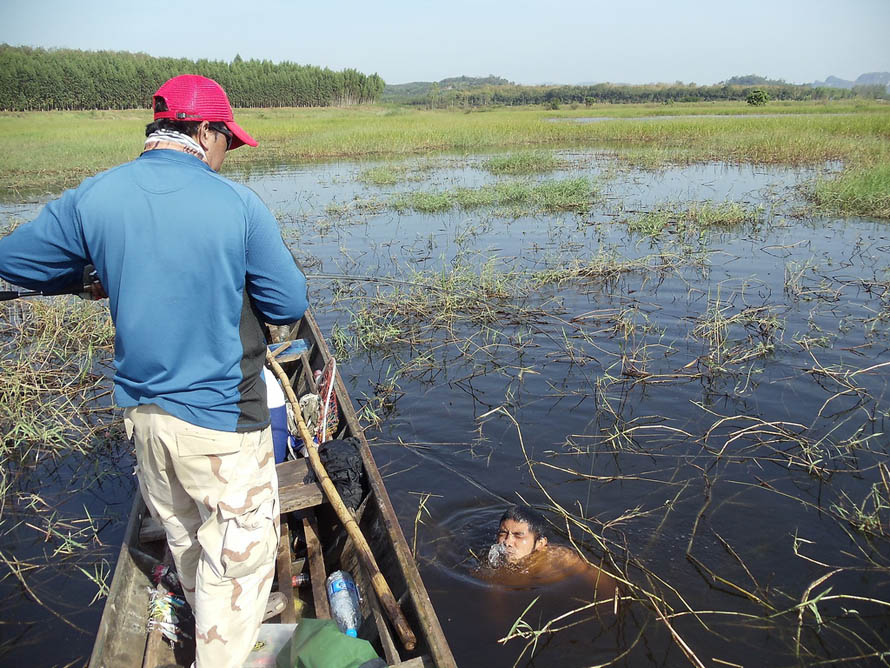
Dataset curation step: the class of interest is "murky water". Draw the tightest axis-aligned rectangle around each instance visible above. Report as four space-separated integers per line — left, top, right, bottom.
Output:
2 151 888 666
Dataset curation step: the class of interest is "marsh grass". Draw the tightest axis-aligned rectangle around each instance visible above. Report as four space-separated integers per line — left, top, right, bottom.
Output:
482 150 567 175
624 201 764 236
4 102 889 217
390 177 599 215
325 196 387 217
811 162 890 219
356 163 427 186
532 250 682 286
357 164 407 185
1 297 114 461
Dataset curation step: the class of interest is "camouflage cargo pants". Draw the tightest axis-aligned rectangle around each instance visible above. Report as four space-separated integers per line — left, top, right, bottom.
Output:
125 404 280 668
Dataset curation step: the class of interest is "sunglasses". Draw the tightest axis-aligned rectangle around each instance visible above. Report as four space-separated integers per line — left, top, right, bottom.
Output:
210 123 233 150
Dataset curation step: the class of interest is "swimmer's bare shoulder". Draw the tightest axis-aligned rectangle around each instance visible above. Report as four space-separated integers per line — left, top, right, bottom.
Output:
479 545 618 596
545 545 618 595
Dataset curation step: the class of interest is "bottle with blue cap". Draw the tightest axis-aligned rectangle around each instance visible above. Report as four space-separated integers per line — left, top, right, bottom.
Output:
326 570 361 637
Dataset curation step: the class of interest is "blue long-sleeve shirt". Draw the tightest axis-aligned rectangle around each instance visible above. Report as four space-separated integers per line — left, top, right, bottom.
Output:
0 149 308 432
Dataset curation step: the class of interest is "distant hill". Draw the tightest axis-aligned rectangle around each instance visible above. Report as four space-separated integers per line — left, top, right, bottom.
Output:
722 74 789 86
811 72 890 90
382 75 512 102
721 72 889 93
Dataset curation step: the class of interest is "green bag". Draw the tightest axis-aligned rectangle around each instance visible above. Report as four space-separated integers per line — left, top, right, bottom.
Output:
276 618 385 668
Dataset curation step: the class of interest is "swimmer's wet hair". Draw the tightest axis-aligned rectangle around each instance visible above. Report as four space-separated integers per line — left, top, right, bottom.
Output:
500 505 547 542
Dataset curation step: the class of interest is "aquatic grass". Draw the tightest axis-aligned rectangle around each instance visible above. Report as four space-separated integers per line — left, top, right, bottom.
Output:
532 177 598 211
325 196 387 217
625 209 675 235
532 250 681 286
685 201 759 226
390 177 598 215
811 162 890 219
624 201 764 236
348 309 405 349
358 164 405 185
831 471 890 539
482 150 567 175
391 190 453 214
0 297 114 465
357 163 418 186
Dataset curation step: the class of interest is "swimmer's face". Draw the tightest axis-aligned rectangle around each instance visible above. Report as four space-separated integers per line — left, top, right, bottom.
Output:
496 519 547 563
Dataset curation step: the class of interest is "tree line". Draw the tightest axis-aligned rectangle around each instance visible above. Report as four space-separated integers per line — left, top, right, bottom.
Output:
397 80 884 108
0 45 385 111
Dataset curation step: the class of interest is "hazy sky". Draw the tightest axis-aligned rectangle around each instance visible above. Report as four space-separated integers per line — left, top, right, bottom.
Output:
1 0 887 86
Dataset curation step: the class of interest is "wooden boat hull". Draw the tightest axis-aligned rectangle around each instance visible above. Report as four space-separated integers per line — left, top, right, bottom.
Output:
89 311 455 667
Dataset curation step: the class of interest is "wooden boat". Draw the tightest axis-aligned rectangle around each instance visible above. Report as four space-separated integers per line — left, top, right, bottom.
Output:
89 311 456 667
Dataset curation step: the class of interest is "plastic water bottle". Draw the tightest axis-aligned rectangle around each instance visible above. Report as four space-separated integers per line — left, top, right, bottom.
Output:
326 570 361 637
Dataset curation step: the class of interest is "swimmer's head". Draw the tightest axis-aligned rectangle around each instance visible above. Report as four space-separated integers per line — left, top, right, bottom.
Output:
495 505 548 564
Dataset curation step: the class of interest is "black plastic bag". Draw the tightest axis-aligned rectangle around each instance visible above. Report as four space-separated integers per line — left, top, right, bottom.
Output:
318 437 365 510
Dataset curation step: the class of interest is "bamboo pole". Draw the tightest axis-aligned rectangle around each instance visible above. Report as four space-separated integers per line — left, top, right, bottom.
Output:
265 351 417 651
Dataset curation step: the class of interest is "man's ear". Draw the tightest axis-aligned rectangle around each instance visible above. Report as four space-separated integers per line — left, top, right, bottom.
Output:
534 536 548 551
196 121 213 150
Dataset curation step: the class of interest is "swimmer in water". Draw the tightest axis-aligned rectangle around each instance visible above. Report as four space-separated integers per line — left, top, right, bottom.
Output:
484 505 618 598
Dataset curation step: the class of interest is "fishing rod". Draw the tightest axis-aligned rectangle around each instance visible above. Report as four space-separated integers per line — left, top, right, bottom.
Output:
1 266 103 302
0 286 92 301
304 272 441 290
1 271 439 303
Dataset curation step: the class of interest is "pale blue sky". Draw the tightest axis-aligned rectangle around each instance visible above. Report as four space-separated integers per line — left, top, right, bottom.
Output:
1 1 887 85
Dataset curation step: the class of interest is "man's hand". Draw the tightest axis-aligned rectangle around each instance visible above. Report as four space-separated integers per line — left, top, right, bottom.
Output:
88 279 108 300
82 265 107 300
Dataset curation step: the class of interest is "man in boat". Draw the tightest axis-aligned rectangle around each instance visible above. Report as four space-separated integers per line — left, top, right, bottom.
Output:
0 75 307 668
486 505 618 597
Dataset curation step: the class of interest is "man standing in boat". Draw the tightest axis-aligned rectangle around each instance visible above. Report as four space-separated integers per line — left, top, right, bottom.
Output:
0 75 307 668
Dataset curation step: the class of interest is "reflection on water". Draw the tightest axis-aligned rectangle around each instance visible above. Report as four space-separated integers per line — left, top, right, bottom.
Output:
2 150 888 666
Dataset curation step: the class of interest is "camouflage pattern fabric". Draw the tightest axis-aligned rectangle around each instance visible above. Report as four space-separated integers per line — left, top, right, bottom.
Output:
126 404 280 668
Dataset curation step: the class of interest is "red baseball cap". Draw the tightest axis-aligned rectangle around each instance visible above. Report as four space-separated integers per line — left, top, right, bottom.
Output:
152 74 257 149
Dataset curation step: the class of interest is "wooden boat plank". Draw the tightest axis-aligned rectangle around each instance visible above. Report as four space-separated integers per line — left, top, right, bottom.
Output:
90 499 154 668
276 522 297 624
276 458 324 513
395 656 435 668
302 514 330 619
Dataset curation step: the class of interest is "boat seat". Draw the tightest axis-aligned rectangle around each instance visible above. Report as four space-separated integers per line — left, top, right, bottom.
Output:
276 457 325 513
138 458 324 543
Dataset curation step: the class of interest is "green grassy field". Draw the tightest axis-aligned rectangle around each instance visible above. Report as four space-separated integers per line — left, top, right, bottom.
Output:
2 100 889 217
